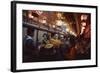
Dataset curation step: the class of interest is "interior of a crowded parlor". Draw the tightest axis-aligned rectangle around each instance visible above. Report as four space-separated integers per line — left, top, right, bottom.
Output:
22 10 91 62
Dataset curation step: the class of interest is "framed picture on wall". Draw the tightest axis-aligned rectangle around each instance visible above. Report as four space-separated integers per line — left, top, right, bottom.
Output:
11 1 98 72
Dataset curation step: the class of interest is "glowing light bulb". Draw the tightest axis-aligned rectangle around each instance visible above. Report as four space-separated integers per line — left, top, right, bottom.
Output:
56 20 63 26
52 25 56 28
81 15 88 21
81 22 86 26
28 13 33 19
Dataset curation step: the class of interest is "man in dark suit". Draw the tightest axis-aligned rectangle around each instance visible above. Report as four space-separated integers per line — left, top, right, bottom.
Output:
23 27 38 62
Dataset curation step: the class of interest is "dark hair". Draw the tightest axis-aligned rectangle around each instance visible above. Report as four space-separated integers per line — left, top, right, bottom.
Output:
43 33 50 40
27 27 34 36
43 33 47 37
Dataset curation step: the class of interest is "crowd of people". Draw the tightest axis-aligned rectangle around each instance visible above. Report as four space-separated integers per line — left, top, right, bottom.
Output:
23 27 90 63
